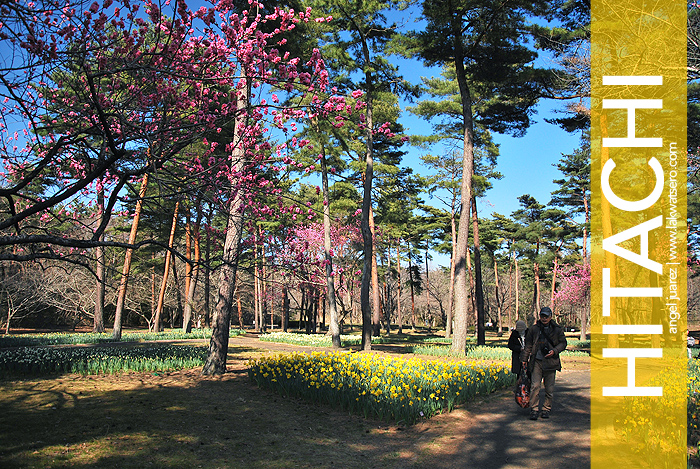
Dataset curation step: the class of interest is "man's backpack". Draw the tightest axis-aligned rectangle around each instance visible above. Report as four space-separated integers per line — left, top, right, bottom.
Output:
514 368 530 408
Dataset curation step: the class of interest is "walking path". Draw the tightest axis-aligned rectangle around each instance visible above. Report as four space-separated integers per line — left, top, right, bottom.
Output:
410 369 590 469
228 333 591 469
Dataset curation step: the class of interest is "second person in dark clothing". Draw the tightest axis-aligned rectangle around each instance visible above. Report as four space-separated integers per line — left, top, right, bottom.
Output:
508 320 528 375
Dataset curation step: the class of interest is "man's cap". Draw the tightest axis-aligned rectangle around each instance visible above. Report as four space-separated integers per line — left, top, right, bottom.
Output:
515 320 527 332
539 307 552 317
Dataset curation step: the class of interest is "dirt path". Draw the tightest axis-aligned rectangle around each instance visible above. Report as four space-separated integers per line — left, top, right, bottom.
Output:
230 334 591 469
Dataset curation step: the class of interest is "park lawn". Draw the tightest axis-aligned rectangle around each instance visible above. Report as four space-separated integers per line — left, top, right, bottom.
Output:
0 330 593 468
0 356 366 468
0 344 504 469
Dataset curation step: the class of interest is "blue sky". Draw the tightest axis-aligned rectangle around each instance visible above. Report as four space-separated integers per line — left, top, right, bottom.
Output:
389 49 582 267
381 7 584 268
400 96 582 269
383 4 582 219
399 97 582 219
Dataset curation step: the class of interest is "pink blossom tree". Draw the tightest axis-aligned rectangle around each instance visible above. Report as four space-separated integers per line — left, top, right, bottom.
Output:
272 220 362 331
0 1 356 370
553 263 590 341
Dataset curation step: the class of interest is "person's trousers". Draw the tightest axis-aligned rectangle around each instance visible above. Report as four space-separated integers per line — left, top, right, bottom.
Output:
530 360 556 412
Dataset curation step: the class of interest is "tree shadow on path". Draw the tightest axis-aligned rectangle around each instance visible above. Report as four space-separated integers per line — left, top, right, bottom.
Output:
405 369 590 469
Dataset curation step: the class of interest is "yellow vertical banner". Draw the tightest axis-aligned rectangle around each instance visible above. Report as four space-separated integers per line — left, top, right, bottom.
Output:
591 0 687 467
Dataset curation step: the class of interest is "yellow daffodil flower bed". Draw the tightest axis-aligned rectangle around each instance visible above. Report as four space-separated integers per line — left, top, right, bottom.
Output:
248 351 515 424
690 360 700 448
614 358 695 460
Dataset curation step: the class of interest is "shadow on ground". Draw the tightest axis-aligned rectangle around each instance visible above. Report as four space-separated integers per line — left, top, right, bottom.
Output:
417 370 591 469
0 339 591 469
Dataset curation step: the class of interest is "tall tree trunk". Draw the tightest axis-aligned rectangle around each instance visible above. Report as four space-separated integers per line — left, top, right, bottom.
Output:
300 286 307 332
550 253 559 315
151 252 156 329
532 262 541 318
282 285 289 332
580 290 589 341
202 88 247 375
306 287 315 333
5 301 11 334
360 75 374 351
446 211 457 338
93 185 106 333
113 173 149 340
270 271 275 329
471 197 485 345
315 289 321 332
237 293 243 328
450 1 476 354
185 211 192 297
408 248 416 331
495 258 502 336
183 210 201 333
424 250 431 327
261 226 268 332
254 249 261 332
583 195 589 261
467 247 476 332
350 282 357 329
204 204 212 327
515 259 520 321
396 241 403 334
155 201 180 332
384 240 391 335
320 146 341 347
507 258 513 329
369 206 381 336
170 252 184 328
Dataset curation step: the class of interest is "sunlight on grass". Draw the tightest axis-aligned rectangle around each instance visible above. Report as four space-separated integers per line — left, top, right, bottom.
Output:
259 331 393 346
409 344 590 358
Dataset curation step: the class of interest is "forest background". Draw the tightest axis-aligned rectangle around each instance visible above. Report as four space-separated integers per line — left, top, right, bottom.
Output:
1 0 698 373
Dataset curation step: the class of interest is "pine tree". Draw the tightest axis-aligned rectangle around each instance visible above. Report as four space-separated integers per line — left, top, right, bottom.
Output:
415 0 554 353
310 0 416 349
550 130 591 261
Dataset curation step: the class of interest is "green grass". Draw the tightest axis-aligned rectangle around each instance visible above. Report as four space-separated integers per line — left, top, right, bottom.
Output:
0 344 208 376
258 331 394 347
567 339 591 349
258 331 476 347
0 328 243 348
409 344 590 358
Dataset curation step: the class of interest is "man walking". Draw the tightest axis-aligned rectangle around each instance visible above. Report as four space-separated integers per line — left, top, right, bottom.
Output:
521 306 567 420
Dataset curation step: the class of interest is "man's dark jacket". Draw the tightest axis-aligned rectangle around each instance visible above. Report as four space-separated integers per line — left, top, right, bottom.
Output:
520 319 567 372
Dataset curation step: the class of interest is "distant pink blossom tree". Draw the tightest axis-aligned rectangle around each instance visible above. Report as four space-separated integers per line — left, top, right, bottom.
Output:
553 263 590 340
